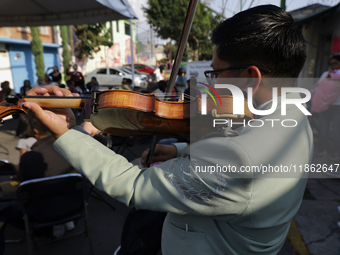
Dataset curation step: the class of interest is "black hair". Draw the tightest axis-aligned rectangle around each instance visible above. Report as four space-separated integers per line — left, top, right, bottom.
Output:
19 151 47 181
211 5 306 78
66 79 74 86
160 65 164 73
158 80 167 92
16 114 31 138
27 110 50 135
330 55 340 62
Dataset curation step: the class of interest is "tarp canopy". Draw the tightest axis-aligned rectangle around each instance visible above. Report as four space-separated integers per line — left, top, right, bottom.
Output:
0 0 138 27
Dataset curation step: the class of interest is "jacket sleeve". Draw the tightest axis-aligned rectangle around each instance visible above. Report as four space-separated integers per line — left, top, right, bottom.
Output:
54 126 253 216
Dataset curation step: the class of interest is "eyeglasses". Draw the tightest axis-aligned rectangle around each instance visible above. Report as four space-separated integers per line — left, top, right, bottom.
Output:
204 65 271 85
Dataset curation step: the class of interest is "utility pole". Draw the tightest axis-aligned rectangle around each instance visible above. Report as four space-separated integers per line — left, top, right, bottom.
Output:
280 0 286 10
150 25 154 62
68 25 75 59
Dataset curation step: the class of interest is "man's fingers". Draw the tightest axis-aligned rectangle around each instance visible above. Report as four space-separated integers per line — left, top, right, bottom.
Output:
141 148 150 166
26 86 48 96
26 85 73 97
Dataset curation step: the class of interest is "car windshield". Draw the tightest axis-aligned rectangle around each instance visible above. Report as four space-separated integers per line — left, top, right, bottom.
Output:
122 67 142 75
114 68 129 75
125 64 153 70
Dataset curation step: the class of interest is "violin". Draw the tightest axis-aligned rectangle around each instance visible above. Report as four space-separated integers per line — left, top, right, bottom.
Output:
0 90 253 142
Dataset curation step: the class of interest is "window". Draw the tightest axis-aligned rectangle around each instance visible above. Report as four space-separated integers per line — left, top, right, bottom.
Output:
125 23 130 35
116 22 119 33
39 27 49 35
97 68 107 74
18 27 30 32
109 69 120 75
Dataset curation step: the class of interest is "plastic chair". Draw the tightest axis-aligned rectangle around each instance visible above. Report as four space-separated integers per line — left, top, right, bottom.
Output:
16 173 93 255
0 159 18 201
0 159 16 177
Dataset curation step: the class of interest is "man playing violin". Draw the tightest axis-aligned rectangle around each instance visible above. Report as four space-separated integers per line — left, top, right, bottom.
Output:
24 5 312 255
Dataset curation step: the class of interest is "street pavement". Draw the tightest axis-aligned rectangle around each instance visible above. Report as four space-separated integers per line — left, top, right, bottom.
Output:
0 118 339 255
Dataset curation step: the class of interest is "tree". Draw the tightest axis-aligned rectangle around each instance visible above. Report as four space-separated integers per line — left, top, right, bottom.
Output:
60 26 71 76
163 43 178 59
144 0 222 61
31 27 45 78
73 23 113 60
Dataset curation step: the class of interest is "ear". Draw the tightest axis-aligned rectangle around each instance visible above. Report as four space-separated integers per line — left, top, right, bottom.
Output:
246 66 262 92
33 128 39 138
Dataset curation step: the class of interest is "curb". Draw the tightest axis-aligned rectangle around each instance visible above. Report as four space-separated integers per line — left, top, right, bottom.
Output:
287 219 309 255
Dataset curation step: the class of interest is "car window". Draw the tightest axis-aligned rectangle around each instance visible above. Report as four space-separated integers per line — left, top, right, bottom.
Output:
121 68 132 74
96 68 107 74
110 69 120 75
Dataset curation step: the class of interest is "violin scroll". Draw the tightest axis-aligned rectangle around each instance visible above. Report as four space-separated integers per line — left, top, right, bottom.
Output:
0 96 26 121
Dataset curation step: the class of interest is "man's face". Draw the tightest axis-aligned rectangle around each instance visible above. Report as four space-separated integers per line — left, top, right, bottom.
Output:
1 82 9 90
211 46 248 93
73 65 78 71
330 59 340 71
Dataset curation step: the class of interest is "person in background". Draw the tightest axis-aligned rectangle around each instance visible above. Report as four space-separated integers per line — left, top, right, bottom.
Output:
311 55 340 160
32 77 44 88
154 65 165 82
46 65 62 84
66 64 85 93
184 78 201 102
19 110 76 181
20 80 32 97
174 68 187 93
0 81 16 101
86 77 99 92
66 80 78 93
44 77 56 86
16 114 37 157
0 111 76 238
118 78 132 90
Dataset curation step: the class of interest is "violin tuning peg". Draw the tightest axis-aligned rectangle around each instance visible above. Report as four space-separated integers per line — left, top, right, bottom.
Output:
6 95 19 105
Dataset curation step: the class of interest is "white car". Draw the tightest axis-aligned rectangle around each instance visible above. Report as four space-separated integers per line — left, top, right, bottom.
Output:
85 67 148 87
121 67 152 82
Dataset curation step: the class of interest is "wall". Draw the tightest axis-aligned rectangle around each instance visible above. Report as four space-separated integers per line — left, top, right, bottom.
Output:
297 8 340 89
84 20 137 74
3 40 60 93
0 27 54 44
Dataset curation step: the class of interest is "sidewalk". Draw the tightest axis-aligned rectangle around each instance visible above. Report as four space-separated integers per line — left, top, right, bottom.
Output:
0 118 339 254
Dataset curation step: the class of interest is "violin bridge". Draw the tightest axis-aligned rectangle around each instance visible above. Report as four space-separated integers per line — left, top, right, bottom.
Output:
211 109 245 119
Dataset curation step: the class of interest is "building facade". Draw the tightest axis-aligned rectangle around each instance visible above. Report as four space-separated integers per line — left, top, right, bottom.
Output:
0 26 59 93
85 20 137 74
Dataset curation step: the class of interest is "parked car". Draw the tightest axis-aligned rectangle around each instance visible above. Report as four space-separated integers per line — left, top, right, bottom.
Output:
123 64 156 74
85 67 148 87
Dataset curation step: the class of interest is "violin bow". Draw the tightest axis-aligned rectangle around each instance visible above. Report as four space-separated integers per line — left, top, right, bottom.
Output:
166 0 199 94
147 0 199 166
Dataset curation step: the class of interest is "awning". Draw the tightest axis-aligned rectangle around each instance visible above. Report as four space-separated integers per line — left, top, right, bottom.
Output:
0 0 138 27
295 3 340 25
